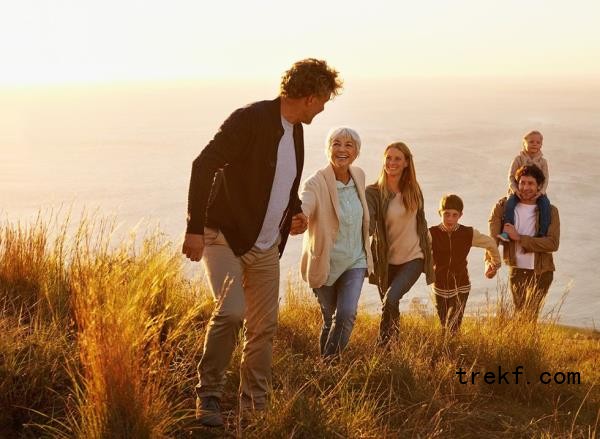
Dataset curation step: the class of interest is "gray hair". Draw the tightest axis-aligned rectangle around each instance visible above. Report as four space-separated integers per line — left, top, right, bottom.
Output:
325 127 362 158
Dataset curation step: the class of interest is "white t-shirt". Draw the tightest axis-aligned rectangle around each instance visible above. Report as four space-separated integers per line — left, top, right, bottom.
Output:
255 116 297 250
514 203 537 270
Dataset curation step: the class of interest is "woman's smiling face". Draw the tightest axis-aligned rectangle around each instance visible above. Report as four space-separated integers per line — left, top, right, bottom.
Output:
328 136 358 171
384 148 408 177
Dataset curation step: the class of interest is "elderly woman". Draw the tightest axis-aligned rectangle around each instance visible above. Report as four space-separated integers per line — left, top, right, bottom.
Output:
366 142 434 345
300 127 374 358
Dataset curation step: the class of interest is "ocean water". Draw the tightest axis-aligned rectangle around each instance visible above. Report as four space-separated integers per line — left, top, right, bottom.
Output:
1 77 599 328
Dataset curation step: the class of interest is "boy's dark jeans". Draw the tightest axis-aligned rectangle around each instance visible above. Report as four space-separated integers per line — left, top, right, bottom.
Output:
503 193 551 236
435 291 469 334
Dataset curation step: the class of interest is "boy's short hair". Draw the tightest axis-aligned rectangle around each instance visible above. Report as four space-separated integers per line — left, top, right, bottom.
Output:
280 58 343 99
439 194 464 213
515 165 545 186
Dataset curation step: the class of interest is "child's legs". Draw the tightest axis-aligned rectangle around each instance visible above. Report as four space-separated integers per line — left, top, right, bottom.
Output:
434 292 469 333
448 292 469 333
537 194 551 236
434 294 451 327
503 193 519 226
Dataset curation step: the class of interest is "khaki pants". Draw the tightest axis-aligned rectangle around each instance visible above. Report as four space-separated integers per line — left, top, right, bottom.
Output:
196 228 280 410
509 268 553 321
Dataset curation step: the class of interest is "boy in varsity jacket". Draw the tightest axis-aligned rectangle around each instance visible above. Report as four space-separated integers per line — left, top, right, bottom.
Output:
429 194 501 334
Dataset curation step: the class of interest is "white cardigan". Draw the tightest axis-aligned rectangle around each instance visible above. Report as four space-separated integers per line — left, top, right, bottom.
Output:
300 164 374 288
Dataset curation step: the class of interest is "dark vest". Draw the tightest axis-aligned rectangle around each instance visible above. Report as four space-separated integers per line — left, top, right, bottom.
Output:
429 225 473 289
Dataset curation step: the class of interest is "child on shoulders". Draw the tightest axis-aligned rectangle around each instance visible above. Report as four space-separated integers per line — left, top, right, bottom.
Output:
498 130 551 242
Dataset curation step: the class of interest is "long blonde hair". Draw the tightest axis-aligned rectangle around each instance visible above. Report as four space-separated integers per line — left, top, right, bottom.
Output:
376 142 423 211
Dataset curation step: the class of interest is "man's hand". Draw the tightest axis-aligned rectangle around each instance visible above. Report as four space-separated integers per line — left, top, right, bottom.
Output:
182 233 205 262
503 223 521 241
290 213 308 235
485 263 498 279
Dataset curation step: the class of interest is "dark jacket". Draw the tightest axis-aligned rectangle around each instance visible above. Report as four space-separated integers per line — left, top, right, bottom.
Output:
429 225 473 289
186 97 304 256
365 184 435 297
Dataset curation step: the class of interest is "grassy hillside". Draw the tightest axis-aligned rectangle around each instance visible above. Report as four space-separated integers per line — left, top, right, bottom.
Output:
0 215 598 438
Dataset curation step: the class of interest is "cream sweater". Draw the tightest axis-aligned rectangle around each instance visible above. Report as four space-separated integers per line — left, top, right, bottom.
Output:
386 194 423 264
300 165 374 288
508 150 549 194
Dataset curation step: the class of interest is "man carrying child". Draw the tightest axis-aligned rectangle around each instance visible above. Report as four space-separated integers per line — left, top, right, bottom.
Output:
489 165 561 321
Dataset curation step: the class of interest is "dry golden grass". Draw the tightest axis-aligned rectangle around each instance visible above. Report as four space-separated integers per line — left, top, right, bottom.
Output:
0 214 598 438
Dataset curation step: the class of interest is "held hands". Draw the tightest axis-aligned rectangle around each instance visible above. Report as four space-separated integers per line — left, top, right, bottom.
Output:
503 223 521 241
182 233 205 262
183 213 307 262
290 213 308 235
485 263 499 279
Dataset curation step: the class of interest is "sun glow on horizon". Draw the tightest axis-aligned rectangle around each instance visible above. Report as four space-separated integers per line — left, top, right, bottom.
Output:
2 0 600 86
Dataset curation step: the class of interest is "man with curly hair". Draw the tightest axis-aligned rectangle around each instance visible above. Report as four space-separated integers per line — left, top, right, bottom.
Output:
183 58 342 427
489 164 560 322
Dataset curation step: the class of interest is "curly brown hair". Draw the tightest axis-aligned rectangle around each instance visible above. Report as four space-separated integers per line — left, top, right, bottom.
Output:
515 164 546 186
280 58 343 99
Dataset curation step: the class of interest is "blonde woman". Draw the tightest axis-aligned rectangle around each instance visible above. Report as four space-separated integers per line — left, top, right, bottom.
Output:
300 127 374 358
366 142 434 345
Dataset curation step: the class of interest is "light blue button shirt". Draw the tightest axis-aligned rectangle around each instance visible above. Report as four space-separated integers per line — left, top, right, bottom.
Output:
325 178 367 286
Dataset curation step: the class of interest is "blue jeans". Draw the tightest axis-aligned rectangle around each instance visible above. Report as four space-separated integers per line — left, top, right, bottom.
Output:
379 258 423 344
313 268 367 357
503 193 551 236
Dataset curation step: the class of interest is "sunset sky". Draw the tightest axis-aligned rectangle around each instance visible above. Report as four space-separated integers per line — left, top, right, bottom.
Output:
1 0 599 85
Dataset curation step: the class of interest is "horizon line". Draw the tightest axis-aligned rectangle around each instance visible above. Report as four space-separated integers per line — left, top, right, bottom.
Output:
2 73 600 89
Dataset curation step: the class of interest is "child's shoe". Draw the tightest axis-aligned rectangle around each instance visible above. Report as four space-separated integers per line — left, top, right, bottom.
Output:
497 232 510 242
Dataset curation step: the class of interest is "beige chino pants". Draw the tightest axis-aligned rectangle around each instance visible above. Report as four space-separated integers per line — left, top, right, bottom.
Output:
196 228 280 410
